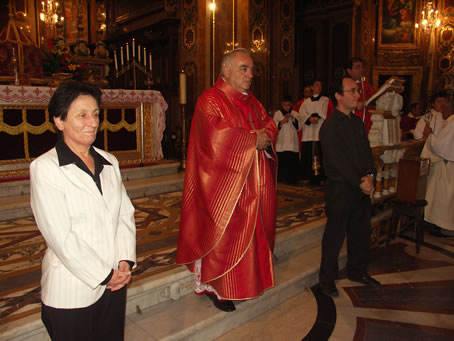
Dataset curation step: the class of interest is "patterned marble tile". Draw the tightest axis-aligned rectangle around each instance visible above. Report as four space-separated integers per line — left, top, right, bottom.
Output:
0 185 325 325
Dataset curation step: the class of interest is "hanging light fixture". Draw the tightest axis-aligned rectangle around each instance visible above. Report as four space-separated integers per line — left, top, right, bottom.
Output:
39 1 63 27
415 1 441 32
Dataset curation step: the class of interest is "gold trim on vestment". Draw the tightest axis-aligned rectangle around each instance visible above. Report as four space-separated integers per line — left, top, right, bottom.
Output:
200 149 263 283
176 138 257 267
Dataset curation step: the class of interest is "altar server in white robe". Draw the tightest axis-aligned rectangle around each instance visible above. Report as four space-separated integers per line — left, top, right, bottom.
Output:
274 96 300 184
297 80 329 185
414 92 447 140
30 81 136 341
422 98 454 237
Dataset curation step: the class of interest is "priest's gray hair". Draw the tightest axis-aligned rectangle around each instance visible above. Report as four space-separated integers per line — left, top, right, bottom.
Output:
220 48 252 77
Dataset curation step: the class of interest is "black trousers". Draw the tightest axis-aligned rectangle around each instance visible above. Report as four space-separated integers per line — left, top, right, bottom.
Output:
277 151 299 184
41 286 127 341
319 181 372 288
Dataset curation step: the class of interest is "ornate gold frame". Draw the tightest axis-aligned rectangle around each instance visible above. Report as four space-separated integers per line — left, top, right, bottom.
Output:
372 66 423 105
378 0 420 49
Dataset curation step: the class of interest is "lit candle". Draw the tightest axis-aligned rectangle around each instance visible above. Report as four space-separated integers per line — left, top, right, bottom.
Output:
179 70 187 104
132 38 135 57
138 45 141 62
144 47 146 67
126 43 129 61
149 53 152 71
114 50 118 71
120 47 124 65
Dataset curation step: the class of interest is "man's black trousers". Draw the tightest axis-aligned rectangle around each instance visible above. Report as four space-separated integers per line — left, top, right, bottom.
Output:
319 181 372 287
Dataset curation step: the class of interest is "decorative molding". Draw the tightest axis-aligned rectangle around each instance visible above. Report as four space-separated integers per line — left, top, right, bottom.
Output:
435 71 454 93
360 0 371 65
281 35 291 57
252 0 265 9
182 0 197 53
376 49 422 66
280 0 292 58
250 0 268 52
164 0 178 16
183 25 196 50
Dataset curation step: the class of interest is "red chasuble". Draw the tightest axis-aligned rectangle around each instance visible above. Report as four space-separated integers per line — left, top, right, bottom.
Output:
176 76 278 300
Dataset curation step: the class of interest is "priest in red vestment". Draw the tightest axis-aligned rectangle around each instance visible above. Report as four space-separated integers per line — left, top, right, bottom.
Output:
346 57 375 134
176 48 278 312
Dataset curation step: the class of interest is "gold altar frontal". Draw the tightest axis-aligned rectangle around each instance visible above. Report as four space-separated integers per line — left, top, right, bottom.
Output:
0 85 168 180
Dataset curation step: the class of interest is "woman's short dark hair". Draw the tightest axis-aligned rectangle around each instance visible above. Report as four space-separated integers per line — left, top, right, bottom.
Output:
48 81 102 122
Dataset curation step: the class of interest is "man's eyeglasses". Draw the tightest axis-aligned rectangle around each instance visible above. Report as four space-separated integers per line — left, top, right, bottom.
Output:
343 88 362 94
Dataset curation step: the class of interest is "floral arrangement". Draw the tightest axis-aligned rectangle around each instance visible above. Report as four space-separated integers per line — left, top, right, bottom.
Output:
43 39 96 82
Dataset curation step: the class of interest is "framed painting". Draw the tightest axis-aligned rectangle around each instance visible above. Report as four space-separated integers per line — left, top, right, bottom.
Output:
378 0 419 49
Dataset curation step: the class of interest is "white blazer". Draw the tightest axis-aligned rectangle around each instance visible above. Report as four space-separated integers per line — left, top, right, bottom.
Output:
30 146 136 309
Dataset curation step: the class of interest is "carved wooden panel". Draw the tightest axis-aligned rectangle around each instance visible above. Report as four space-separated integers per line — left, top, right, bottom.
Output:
376 49 422 66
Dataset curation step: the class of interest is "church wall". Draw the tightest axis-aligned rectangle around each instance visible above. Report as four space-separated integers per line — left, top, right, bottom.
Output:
296 0 454 112
6 0 454 160
295 1 353 100
178 0 297 130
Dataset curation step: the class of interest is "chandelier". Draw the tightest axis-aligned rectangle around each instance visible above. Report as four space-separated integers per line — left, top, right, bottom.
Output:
39 1 63 26
415 1 441 32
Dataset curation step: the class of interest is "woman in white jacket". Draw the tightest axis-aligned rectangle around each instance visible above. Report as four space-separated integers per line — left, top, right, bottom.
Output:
30 81 136 341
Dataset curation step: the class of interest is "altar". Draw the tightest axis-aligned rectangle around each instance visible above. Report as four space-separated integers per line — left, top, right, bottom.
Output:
0 85 167 180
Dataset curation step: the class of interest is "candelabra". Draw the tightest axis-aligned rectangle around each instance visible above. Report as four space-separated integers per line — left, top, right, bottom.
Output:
39 0 60 25
114 40 153 90
415 1 442 96
415 1 441 32
39 0 64 40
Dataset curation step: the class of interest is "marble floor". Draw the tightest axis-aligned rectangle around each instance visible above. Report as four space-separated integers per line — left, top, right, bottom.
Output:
0 183 325 326
216 232 454 341
3 176 454 340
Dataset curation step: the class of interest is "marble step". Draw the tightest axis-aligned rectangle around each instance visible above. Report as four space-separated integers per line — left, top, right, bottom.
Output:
121 212 389 341
0 217 329 341
0 162 181 199
127 246 341 341
1 211 392 340
0 170 185 221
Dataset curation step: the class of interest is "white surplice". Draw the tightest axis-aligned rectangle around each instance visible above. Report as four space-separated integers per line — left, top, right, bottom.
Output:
422 115 454 230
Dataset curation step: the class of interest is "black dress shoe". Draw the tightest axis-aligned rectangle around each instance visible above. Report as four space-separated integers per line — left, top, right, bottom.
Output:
205 293 236 312
347 273 381 288
320 285 339 298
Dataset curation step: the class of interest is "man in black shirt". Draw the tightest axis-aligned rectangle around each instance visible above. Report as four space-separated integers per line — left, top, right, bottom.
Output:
318 76 381 298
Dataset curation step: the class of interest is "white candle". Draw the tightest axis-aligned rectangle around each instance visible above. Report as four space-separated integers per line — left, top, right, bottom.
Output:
126 43 129 61
132 38 135 57
179 71 187 104
12 47 15 56
138 45 141 62
114 51 118 71
149 54 152 70
120 47 124 65
144 48 146 66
